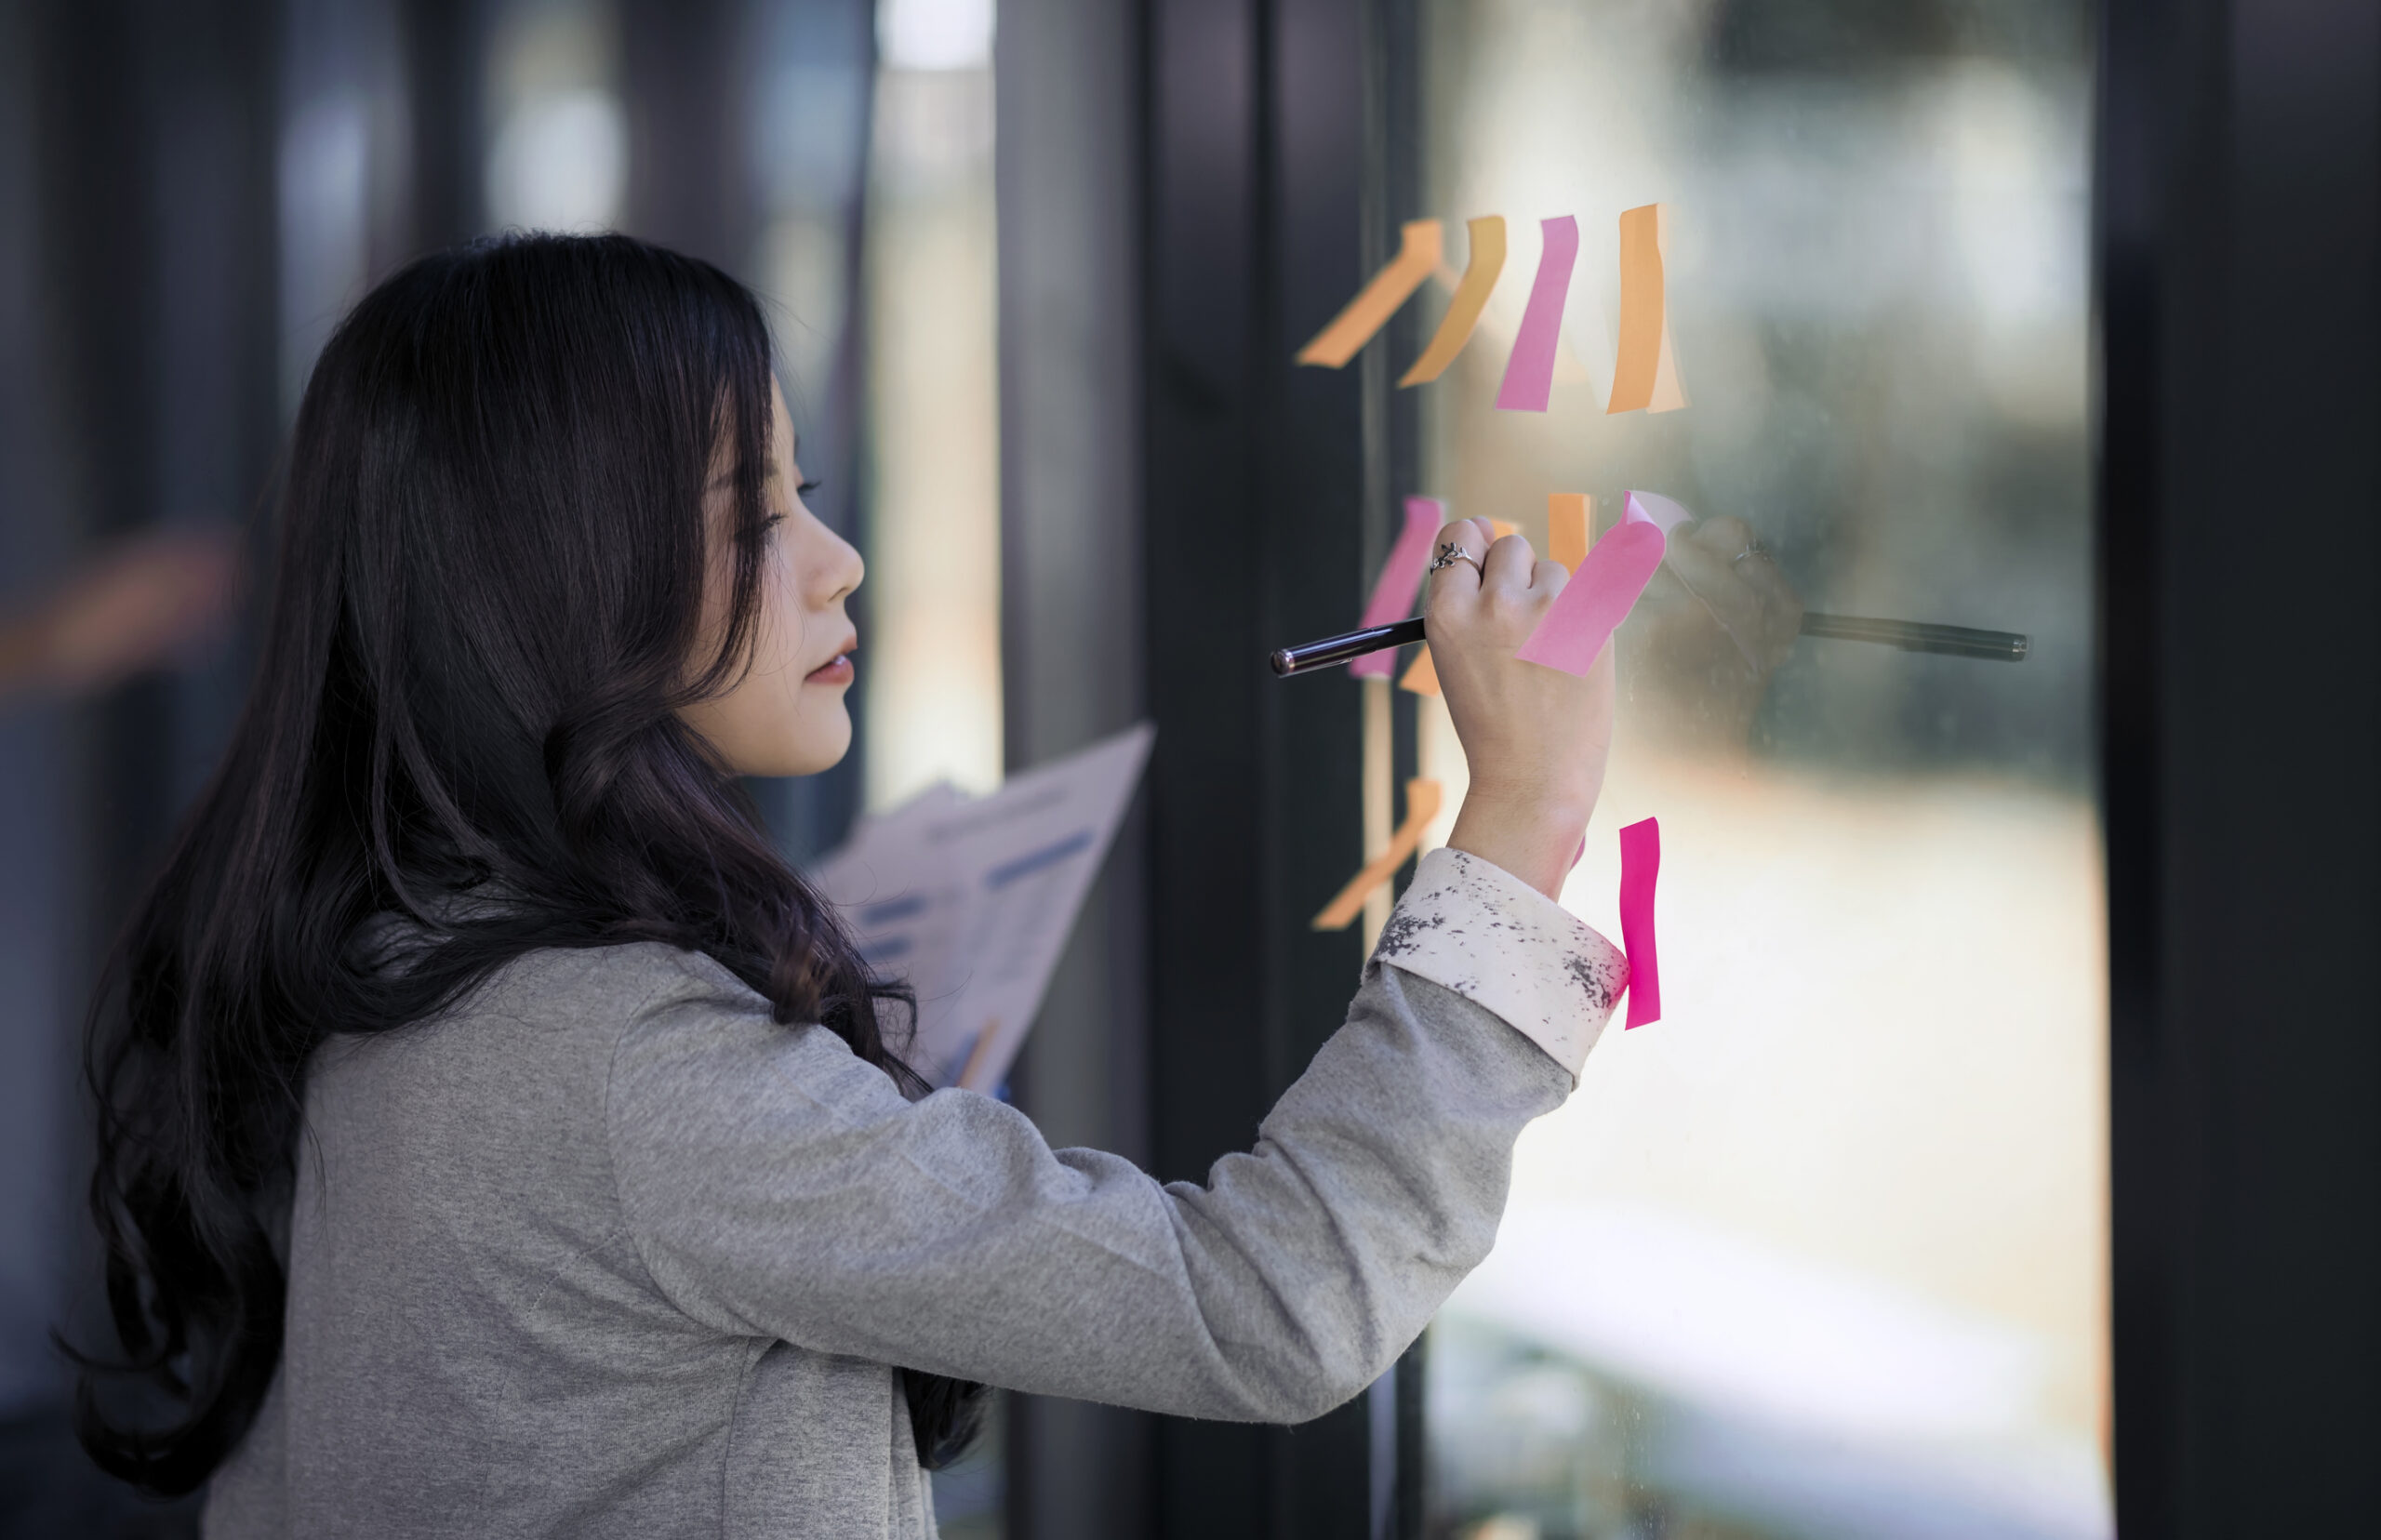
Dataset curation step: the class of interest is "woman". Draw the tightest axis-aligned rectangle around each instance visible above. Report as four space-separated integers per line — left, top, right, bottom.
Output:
75 233 1623 1537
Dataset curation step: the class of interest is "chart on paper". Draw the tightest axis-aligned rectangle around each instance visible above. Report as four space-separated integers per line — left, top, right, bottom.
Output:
805 724 1154 1094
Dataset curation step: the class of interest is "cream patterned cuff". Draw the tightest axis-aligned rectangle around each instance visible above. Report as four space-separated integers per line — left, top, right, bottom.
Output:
1367 846 1627 1082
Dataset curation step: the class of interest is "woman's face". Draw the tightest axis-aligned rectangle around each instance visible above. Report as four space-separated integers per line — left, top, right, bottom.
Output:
678 380 865 777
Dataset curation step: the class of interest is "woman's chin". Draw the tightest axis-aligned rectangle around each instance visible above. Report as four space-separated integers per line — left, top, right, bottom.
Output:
683 697 851 778
775 710 852 777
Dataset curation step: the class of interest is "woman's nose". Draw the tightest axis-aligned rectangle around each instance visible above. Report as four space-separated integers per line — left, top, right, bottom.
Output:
811 524 864 606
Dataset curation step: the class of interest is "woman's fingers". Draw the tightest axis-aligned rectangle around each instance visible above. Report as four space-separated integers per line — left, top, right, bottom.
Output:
1424 516 1608 896
1478 527 1539 592
1425 517 1495 604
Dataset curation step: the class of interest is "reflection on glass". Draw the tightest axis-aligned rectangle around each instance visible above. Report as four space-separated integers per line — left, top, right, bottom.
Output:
1410 3 2104 1536
279 0 407 418
755 34 868 405
483 0 626 233
860 13 1003 811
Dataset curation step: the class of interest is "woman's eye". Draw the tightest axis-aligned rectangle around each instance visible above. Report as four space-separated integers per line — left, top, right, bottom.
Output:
796 479 821 498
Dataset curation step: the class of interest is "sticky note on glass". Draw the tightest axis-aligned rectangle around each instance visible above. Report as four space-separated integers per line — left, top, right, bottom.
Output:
1495 216 1579 413
1351 497 1447 678
1618 816 1661 1028
1607 204 1687 415
1399 644 1440 697
1514 495 1667 676
1548 493 1591 573
1401 216 1506 387
1297 220 1444 368
1313 779 1443 931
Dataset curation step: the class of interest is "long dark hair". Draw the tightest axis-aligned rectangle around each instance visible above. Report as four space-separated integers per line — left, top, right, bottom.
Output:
69 232 984 1494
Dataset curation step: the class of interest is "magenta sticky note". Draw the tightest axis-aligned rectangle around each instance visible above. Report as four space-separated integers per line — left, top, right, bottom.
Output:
1494 217 1580 413
1350 497 1446 677
1618 816 1661 1029
1513 517 1665 676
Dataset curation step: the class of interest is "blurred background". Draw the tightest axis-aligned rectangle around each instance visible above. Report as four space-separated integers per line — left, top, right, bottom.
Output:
12 0 2369 1538
0 0 1006 1530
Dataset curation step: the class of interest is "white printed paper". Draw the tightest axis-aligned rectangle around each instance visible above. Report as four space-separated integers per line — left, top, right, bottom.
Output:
806 724 1154 1093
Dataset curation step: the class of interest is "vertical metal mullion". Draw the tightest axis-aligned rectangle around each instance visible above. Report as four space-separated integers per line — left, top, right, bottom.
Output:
1354 0 1395 951
1369 0 1428 1530
2102 0 2381 1529
1353 4 1411 1536
1143 0 1375 1528
399 0 486 253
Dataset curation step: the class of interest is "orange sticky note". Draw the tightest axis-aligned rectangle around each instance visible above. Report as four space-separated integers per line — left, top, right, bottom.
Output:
1312 779 1443 931
1548 494 1591 572
1297 220 1444 368
1400 217 1506 386
1490 518 1518 541
1607 204 1687 415
1399 644 1440 696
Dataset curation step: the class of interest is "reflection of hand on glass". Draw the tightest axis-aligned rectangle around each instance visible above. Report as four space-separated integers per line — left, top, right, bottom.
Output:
1623 514 1803 753
0 525 241 706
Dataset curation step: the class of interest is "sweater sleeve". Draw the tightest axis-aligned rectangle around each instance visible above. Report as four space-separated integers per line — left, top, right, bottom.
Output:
605 850 1623 1424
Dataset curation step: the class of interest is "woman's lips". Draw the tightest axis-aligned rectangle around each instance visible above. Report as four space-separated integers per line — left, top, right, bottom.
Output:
805 653 855 685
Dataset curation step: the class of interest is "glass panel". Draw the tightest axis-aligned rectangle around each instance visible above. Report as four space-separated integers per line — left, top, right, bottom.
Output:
861 0 1004 811
483 0 628 233
1405 4 2105 1537
863 4 1008 1530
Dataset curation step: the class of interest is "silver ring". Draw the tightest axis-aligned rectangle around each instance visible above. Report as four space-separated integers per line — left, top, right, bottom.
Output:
1732 540 1773 566
1428 541 1480 574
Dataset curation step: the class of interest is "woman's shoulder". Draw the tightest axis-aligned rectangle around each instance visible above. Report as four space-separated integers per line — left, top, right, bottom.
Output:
464 938 771 1037
312 939 786 1131
317 934 877 1139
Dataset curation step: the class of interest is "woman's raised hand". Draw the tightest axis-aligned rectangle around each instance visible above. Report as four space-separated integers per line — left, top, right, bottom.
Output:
1424 516 1614 899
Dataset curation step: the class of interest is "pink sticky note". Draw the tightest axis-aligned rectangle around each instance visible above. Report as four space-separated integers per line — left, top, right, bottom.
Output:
1618 816 1661 1028
1350 497 1446 677
1494 217 1580 413
1513 513 1666 676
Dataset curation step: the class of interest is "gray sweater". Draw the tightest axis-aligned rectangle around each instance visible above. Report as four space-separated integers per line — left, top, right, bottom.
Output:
205 848 1626 1538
